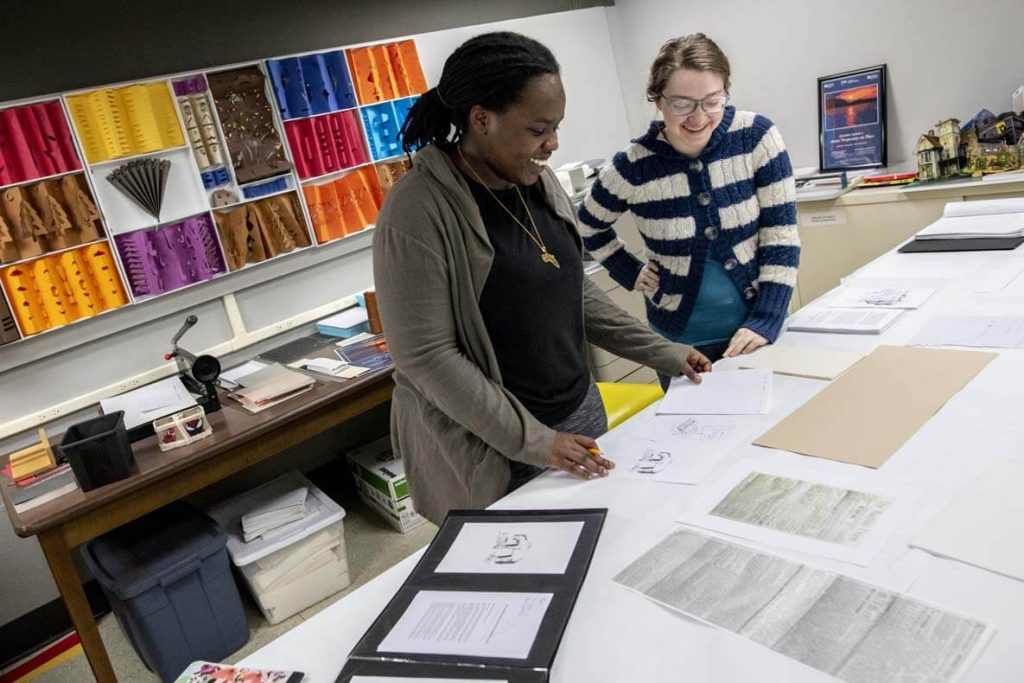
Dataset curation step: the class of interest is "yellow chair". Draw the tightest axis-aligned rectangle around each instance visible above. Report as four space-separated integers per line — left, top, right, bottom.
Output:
596 382 664 431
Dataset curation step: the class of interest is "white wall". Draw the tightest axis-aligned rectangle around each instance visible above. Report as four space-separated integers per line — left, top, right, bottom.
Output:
415 7 631 166
605 0 1024 169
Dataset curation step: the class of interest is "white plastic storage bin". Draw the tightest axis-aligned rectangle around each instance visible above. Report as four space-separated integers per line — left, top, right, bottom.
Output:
239 521 349 624
208 472 350 624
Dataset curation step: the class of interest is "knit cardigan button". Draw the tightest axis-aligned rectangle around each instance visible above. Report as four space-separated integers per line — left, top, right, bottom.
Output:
689 160 703 173
704 226 718 240
743 287 757 300
724 258 738 271
697 192 711 207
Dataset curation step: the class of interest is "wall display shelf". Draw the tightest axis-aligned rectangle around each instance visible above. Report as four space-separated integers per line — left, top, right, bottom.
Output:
65 82 184 164
208 66 294 185
346 40 428 105
302 165 383 244
171 76 237 209
0 100 82 186
212 192 311 271
88 146 210 234
1 173 105 265
0 289 18 345
113 213 226 301
361 96 418 161
0 36 430 346
267 50 357 120
0 240 128 336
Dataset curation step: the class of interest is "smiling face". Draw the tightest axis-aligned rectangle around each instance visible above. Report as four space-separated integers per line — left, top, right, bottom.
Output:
461 73 565 188
656 68 727 158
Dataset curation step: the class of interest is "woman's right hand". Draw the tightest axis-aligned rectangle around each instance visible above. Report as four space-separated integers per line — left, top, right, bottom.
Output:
548 432 615 480
635 260 660 294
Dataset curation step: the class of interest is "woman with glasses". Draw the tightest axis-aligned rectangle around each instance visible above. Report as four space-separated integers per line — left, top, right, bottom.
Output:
579 34 799 382
373 32 711 525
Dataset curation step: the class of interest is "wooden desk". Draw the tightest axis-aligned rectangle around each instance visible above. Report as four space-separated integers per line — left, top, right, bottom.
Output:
0 369 394 683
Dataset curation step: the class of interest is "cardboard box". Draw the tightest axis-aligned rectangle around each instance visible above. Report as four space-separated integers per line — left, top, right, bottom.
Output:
347 435 410 504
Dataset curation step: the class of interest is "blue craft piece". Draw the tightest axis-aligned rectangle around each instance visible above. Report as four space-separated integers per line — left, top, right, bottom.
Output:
200 167 231 190
360 102 403 161
266 59 290 118
322 51 357 111
268 57 310 120
300 55 331 116
242 176 289 199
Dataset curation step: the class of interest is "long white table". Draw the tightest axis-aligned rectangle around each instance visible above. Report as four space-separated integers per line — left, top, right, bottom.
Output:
241 242 1024 682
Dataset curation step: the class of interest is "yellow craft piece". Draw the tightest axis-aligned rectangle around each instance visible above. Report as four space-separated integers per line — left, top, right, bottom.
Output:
9 428 56 480
596 382 664 430
33 256 75 327
66 82 184 163
1 263 47 335
57 249 103 319
82 243 128 310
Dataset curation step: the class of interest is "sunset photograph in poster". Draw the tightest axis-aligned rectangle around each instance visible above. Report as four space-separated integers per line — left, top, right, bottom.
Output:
818 65 887 171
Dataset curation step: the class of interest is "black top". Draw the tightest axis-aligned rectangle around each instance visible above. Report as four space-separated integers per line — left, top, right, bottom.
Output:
464 175 589 426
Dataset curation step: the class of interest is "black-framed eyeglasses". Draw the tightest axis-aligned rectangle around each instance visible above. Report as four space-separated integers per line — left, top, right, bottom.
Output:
660 93 730 117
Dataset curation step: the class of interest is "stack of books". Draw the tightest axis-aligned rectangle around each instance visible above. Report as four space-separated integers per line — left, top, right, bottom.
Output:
227 363 315 414
3 463 79 514
240 484 309 543
901 198 1024 252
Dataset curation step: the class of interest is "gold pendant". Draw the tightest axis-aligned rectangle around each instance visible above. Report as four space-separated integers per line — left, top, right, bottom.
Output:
541 249 560 268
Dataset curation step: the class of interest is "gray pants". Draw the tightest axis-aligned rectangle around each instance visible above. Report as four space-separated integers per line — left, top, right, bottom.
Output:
507 381 608 493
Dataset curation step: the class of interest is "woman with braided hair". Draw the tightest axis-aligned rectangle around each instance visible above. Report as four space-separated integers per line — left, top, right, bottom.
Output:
373 32 711 524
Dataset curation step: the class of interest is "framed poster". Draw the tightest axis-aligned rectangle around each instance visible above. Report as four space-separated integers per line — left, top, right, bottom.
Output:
818 64 887 172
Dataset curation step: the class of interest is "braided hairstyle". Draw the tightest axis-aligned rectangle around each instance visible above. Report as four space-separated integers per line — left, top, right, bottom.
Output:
400 32 560 155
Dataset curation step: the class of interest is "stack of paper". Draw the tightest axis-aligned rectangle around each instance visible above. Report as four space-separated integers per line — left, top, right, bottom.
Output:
826 286 935 309
228 364 315 413
315 307 369 339
916 198 1024 240
100 376 198 429
3 464 79 514
241 485 309 543
786 307 903 334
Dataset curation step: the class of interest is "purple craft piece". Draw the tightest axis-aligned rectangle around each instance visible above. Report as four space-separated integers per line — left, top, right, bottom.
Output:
115 231 164 297
151 223 192 290
180 216 224 281
172 76 208 97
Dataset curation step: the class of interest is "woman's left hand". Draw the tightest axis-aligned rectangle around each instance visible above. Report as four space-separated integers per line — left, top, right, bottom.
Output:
723 328 768 357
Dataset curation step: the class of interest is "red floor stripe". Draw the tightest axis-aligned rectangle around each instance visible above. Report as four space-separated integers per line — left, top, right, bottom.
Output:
0 631 81 683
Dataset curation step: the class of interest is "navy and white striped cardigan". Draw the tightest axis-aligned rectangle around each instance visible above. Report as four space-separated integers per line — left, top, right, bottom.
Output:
578 107 800 342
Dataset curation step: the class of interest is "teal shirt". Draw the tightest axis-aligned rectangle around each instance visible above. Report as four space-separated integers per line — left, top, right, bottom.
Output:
654 254 747 346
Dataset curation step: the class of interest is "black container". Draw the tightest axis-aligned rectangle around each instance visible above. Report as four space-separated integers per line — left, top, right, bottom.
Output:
58 411 135 491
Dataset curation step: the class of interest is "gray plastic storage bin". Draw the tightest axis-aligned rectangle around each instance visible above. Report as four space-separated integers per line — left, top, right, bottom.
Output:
82 503 249 682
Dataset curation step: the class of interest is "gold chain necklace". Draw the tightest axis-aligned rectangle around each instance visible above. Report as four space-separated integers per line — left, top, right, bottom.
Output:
457 146 560 268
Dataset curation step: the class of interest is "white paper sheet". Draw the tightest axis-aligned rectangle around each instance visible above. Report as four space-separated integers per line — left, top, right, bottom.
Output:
912 457 1024 582
220 360 270 385
658 369 772 415
318 306 368 329
614 415 753 485
434 521 584 574
826 287 935 309
739 344 865 380
613 528 992 683
786 308 903 334
678 461 921 566
967 259 1024 293
377 591 552 659
911 315 1024 349
100 376 197 429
